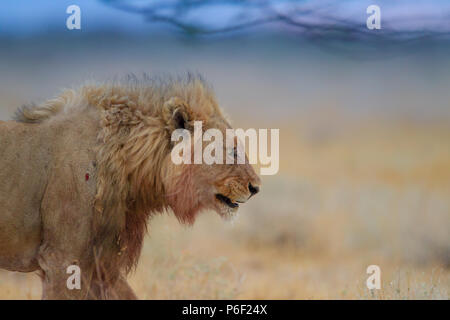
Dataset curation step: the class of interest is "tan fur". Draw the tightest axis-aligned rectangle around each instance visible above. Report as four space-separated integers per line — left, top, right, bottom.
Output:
0 75 260 299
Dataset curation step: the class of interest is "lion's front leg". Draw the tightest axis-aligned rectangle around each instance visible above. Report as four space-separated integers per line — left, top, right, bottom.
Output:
38 247 96 300
109 276 138 300
38 247 133 300
38 160 101 299
38 146 138 299
39 267 137 300
88 276 138 300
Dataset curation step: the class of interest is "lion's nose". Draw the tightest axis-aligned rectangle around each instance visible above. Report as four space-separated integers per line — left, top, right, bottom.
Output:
248 182 260 197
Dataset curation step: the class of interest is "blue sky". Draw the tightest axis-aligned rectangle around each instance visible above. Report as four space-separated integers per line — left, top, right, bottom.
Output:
0 0 449 36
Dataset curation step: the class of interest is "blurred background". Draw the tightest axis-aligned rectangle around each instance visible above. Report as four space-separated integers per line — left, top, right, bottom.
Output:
0 0 449 299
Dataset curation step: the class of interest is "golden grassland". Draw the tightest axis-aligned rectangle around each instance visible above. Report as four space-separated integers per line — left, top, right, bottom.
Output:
0 115 449 299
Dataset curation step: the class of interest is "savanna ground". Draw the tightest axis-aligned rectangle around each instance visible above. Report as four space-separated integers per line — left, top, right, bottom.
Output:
0 35 449 299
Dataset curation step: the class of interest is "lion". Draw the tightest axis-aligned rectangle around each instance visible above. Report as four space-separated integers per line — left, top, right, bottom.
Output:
0 74 260 299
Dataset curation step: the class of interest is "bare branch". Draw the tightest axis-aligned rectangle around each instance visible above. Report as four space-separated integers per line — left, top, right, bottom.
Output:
100 0 450 41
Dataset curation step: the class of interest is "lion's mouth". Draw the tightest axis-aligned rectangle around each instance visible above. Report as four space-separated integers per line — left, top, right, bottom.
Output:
215 194 239 209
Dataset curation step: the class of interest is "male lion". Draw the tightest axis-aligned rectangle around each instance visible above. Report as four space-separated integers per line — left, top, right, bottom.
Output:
0 75 260 299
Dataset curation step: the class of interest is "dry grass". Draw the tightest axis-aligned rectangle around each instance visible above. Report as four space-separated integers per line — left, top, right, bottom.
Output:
1 115 448 299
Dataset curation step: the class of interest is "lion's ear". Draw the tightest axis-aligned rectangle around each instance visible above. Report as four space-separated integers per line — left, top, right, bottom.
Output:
163 97 192 131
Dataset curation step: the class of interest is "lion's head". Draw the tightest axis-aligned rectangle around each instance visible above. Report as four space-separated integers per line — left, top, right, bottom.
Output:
161 94 261 223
